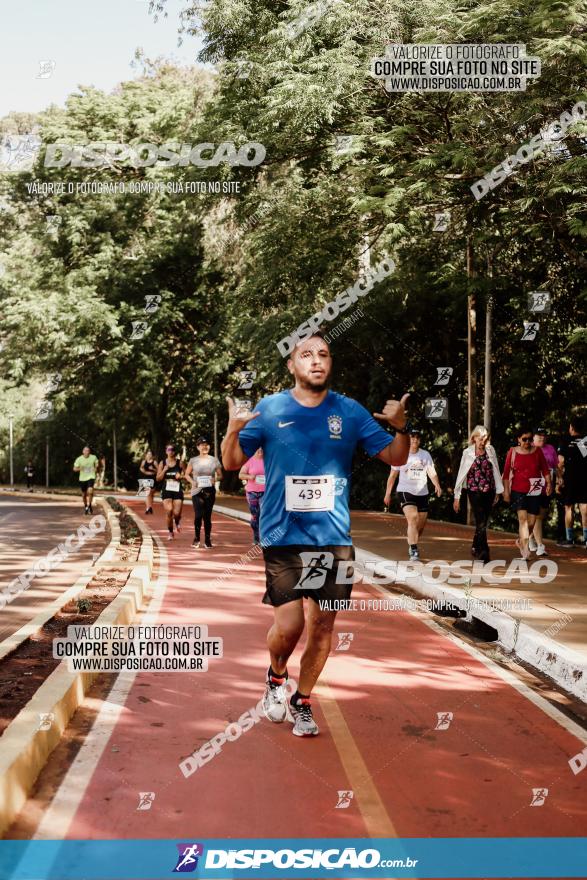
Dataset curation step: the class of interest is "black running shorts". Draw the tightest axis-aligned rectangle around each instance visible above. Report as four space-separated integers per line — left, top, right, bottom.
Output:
79 479 95 491
510 491 542 515
398 491 429 512
262 545 354 607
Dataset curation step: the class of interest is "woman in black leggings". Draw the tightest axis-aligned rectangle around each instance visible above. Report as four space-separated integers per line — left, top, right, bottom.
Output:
185 437 222 548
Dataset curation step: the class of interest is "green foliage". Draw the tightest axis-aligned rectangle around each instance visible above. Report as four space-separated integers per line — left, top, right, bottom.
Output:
1 0 586 534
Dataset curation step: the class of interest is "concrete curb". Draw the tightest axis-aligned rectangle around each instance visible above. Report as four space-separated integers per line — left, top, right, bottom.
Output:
0 501 157 836
215 506 587 704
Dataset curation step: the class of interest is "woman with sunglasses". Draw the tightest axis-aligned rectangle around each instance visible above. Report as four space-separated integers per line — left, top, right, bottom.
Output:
502 428 552 559
156 444 185 540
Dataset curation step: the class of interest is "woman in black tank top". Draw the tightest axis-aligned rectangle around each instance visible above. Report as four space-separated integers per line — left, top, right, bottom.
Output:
156 444 185 540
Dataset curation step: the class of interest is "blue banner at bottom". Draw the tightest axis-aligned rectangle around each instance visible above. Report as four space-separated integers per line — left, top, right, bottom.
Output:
0 838 586 879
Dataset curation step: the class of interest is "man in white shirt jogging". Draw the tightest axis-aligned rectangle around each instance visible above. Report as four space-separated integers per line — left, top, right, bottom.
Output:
384 430 441 561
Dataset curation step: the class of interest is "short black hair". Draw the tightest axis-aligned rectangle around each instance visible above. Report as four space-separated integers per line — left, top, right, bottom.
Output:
570 415 585 434
517 427 533 438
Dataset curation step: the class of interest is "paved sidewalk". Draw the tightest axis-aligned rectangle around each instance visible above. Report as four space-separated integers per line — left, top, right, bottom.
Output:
218 495 587 659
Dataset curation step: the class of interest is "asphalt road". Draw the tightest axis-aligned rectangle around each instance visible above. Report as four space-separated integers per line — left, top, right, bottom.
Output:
0 493 108 642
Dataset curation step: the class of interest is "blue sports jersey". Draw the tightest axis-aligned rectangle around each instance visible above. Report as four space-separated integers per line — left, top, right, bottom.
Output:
238 389 393 546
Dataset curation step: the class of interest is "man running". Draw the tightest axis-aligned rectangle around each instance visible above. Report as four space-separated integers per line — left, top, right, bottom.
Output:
558 416 587 548
73 446 99 514
221 331 410 737
384 430 441 561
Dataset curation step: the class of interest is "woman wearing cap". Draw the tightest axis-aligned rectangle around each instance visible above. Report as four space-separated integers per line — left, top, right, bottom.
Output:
454 426 503 563
502 427 552 560
156 444 185 540
186 438 222 548
384 430 442 562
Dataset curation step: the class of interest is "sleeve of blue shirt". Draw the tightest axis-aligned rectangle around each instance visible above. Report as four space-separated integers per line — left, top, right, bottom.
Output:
239 400 265 458
353 400 395 457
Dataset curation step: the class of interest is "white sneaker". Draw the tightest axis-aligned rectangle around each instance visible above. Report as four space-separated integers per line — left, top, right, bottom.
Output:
290 697 319 737
262 678 288 723
528 536 537 552
536 544 548 557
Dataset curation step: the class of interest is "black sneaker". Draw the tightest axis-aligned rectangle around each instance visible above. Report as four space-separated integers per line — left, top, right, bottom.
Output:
557 539 574 547
84 506 89 515
289 695 319 737
192 540 200 549
204 540 213 548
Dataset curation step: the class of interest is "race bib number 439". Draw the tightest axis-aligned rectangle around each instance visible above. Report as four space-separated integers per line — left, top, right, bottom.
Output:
285 476 335 512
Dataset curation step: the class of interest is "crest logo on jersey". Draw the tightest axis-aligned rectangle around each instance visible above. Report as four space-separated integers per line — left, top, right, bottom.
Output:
328 414 343 439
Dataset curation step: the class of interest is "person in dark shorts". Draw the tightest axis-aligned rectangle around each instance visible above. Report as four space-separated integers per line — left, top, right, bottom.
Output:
558 416 587 547
502 428 552 559
221 331 410 737
156 445 185 540
139 449 159 514
73 446 99 515
384 430 441 561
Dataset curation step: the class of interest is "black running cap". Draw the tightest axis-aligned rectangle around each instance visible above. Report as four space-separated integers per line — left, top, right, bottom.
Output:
196 436 210 445
409 429 421 436
535 427 548 435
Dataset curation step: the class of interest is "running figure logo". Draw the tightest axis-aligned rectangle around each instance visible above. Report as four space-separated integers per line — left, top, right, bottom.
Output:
38 712 54 732
130 321 150 340
530 788 549 806
425 398 448 420
334 135 354 154
435 712 453 730
335 790 354 809
34 400 53 421
522 321 539 341
434 367 453 386
336 632 354 651
295 552 335 590
136 792 155 811
0 133 42 172
144 294 162 314
237 370 256 390
528 291 551 313
433 212 450 232
173 843 204 873
37 60 56 79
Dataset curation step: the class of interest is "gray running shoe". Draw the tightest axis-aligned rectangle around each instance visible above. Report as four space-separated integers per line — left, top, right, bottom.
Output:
290 696 319 737
262 677 288 723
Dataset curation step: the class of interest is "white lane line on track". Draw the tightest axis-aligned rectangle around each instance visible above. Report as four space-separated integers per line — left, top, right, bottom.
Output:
32 529 169 840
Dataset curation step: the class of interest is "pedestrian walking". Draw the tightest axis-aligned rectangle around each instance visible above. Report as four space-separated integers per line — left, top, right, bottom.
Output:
502 428 552 559
453 426 503 563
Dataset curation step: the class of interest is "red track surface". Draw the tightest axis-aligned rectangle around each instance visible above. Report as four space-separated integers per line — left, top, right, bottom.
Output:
64 501 587 847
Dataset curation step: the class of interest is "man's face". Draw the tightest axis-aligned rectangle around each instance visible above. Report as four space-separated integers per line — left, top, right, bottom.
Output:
198 443 210 454
410 436 421 452
288 337 332 391
83 447 90 457
534 433 545 447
